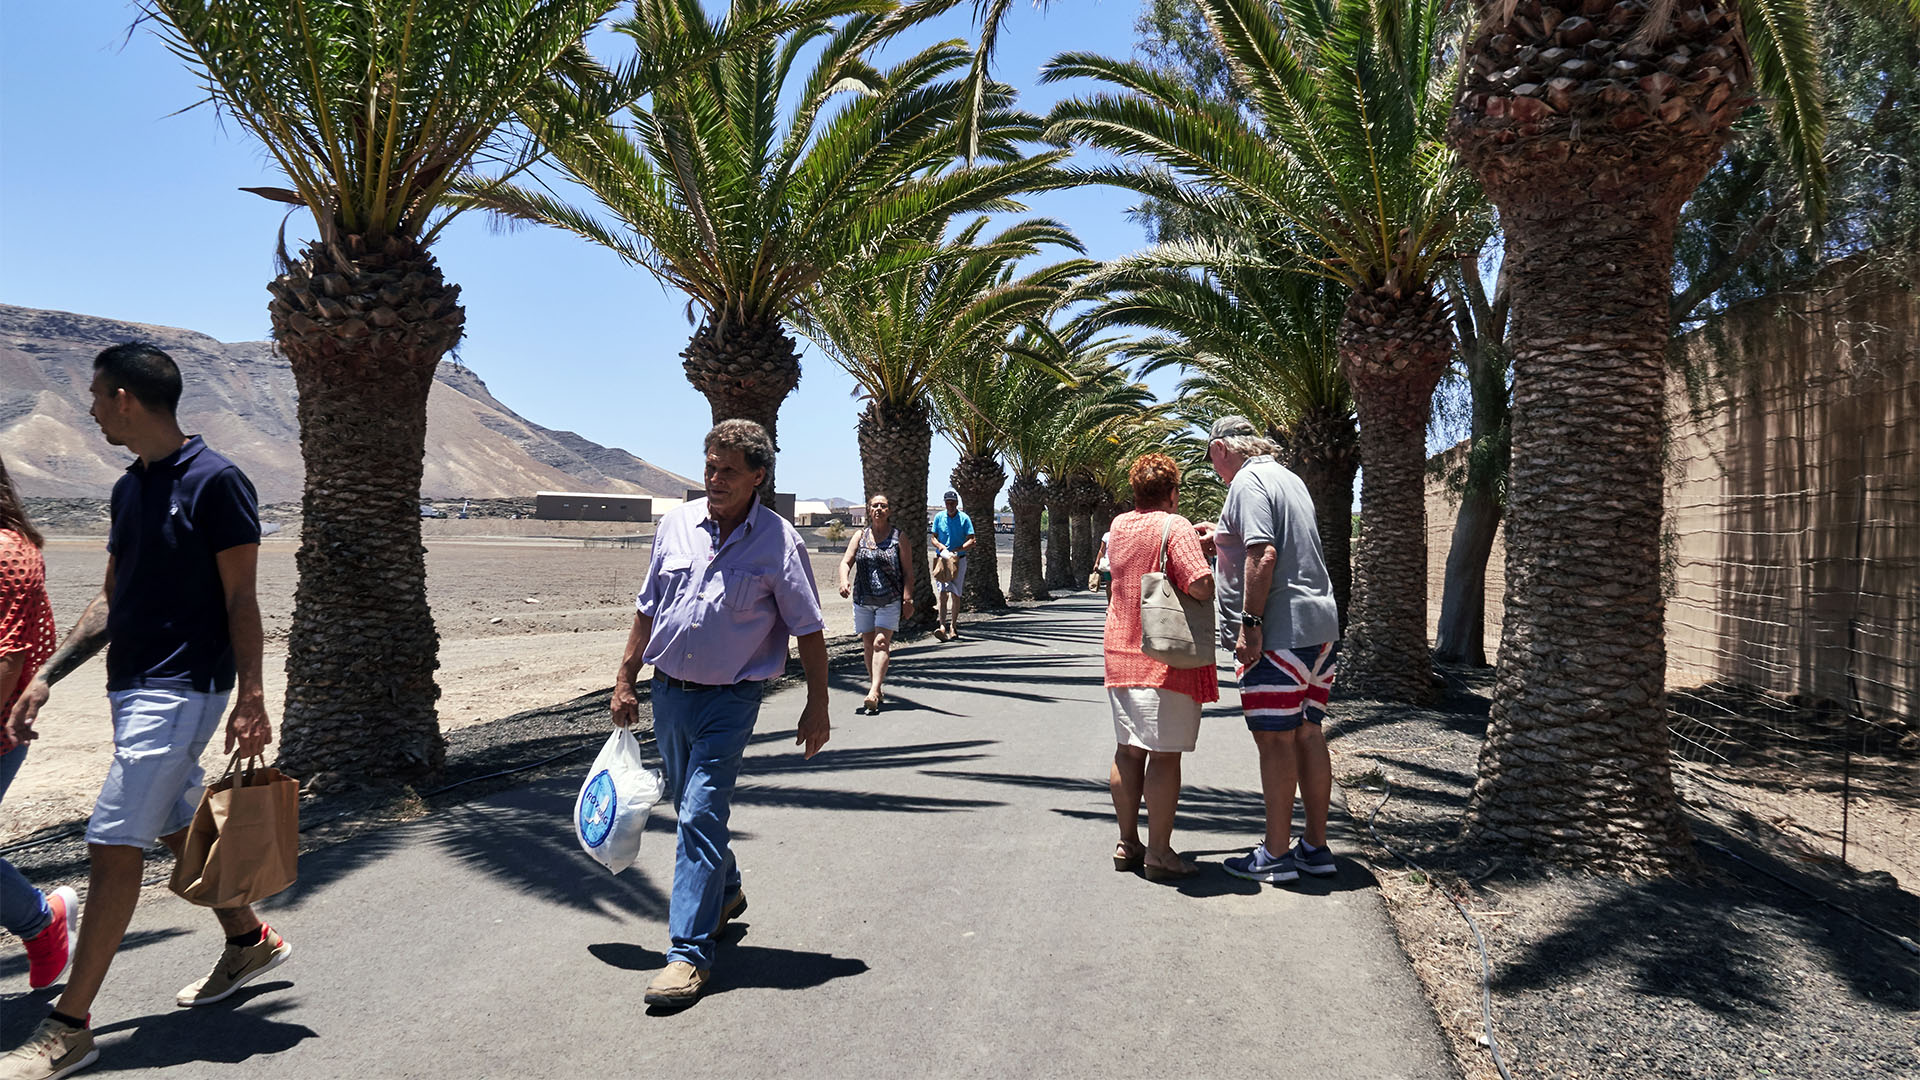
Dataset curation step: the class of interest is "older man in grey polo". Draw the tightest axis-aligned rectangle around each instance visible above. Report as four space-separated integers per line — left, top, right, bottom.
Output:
1198 415 1342 886
611 419 830 1008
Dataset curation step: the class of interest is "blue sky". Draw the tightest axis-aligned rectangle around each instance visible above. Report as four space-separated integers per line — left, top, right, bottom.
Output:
0 1 1157 502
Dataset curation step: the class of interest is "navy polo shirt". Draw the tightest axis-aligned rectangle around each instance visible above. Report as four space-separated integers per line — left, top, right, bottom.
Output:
106 436 260 693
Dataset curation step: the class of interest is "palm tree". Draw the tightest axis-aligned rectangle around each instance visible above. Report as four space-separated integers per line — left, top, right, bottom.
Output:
146 0 864 789
1044 0 1486 701
795 216 1089 624
1035 359 1159 590
1075 243 1358 624
1447 0 1830 870
468 4 1068 499
936 327 1081 601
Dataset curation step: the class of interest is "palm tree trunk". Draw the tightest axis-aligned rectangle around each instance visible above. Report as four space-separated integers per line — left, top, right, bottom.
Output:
266 236 461 791
1008 472 1049 601
1434 489 1500 666
1338 288 1452 702
1448 0 1748 873
1067 473 1102 587
1289 405 1360 629
1044 476 1074 592
682 317 802 504
858 398 937 630
951 454 1007 609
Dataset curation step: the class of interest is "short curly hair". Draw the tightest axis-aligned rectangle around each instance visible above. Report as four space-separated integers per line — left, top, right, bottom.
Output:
704 419 775 473
1128 453 1181 507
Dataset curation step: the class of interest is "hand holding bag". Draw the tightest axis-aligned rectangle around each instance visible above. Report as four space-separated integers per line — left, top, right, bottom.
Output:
1139 515 1216 669
932 552 958 584
170 753 300 908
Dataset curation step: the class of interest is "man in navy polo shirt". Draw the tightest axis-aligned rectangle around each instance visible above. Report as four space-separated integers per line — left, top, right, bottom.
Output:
3 344 287 1080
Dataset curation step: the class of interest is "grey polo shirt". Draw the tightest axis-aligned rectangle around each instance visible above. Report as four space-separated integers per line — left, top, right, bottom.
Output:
1215 455 1340 649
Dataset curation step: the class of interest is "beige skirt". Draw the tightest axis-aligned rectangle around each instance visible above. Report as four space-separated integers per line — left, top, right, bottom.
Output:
1109 687 1202 753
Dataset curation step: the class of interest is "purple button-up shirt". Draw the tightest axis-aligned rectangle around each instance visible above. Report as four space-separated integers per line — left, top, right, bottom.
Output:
636 498 826 685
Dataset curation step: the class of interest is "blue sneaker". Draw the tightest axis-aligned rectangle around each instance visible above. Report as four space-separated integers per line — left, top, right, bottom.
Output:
1290 839 1337 877
1222 843 1298 883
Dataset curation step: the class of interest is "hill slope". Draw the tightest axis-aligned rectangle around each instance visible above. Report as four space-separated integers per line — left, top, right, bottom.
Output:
0 304 695 503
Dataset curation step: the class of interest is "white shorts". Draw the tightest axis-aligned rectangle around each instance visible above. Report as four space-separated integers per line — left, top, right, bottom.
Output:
935 556 968 597
1109 687 1202 753
854 601 901 634
89 687 229 848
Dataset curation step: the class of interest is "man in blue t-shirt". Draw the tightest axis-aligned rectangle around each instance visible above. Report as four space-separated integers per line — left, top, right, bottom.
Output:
929 490 975 640
3 344 288 1077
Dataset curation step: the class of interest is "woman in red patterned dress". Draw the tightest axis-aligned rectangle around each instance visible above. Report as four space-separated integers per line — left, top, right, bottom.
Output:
0 453 74 989
1102 453 1216 881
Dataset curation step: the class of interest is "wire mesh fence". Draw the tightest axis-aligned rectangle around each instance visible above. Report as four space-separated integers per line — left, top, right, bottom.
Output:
1427 261 1917 884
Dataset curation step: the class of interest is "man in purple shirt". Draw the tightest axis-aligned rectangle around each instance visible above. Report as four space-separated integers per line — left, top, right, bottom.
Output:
611 419 829 1009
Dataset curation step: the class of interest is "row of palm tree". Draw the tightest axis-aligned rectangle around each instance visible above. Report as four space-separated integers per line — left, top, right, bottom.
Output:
148 0 1872 876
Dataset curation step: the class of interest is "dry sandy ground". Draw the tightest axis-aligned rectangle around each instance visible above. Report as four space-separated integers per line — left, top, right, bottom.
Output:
4 534 1006 842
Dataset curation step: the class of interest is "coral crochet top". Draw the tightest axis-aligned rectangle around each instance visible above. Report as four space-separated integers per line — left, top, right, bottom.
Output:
0 529 58 754
1102 510 1218 703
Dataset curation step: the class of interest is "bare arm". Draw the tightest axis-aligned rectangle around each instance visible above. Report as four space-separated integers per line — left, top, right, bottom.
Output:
1185 573 1216 604
610 611 655 728
215 544 272 757
838 534 860 598
7 557 113 739
794 630 830 758
1235 542 1278 666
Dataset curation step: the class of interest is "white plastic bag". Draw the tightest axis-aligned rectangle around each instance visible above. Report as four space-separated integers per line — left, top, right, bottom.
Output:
574 728 665 874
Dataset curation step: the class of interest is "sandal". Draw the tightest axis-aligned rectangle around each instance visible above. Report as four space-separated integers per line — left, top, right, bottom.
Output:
1143 854 1200 882
861 696 881 715
1113 841 1145 873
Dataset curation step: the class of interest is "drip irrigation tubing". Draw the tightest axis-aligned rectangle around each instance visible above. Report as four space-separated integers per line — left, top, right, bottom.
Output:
1698 839 1919 958
1365 779 1516 1080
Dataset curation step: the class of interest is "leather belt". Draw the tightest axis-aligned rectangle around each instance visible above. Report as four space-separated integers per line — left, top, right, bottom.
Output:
658 674 732 692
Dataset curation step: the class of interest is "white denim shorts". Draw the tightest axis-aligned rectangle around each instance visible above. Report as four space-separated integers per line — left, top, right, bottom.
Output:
854 600 901 634
88 688 229 848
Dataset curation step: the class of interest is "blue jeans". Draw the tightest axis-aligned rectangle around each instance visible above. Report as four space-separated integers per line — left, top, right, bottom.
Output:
652 678 762 970
1 745 53 940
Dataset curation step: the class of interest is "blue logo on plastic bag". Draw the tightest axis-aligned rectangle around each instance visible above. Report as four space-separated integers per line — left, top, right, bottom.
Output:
579 769 617 848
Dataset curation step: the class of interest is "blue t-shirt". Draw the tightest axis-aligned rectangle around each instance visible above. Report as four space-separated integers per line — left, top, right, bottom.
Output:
931 510 973 556
106 436 260 693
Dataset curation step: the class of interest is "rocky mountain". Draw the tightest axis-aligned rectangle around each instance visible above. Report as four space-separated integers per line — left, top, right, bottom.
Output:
0 304 696 503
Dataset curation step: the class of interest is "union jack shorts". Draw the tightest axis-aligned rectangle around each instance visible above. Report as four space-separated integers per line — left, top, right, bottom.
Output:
1237 641 1340 732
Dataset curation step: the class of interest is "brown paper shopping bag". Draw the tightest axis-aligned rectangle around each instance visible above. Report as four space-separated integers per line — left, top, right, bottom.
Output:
169 754 300 908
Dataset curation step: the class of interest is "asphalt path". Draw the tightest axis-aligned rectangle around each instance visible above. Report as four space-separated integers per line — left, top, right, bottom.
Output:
2 596 1454 1079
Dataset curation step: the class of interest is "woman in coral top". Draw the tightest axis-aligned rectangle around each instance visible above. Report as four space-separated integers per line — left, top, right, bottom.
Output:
0 454 76 990
1103 453 1216 881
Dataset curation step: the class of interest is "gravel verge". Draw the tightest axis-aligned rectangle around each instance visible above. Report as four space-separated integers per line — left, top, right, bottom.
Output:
1328 672 1919 1080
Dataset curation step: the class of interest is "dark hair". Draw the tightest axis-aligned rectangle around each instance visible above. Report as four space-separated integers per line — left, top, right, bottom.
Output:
94 342 183 414
704 419 774 473
0 453 44 548
1128 453 1181 508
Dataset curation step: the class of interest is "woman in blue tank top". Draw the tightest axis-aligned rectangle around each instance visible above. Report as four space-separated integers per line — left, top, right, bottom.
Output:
836 494 914 714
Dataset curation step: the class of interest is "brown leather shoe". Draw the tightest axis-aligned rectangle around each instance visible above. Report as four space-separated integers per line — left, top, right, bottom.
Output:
644 961 710 1007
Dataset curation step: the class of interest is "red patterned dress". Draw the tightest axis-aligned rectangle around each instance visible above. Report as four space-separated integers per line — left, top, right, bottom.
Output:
0 529 58 755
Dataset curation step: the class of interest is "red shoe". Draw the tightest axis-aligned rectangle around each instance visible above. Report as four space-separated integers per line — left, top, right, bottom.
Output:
25 886 79 990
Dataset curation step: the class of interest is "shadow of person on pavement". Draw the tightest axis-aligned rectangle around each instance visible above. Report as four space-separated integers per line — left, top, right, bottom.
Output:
83 982 315 1072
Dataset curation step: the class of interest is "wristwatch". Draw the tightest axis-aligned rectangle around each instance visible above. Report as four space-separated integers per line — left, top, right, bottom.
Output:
1241 612 1264 627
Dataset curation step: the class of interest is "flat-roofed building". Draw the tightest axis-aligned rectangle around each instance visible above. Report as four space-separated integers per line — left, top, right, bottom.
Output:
684 488 797 522
534 491 652 522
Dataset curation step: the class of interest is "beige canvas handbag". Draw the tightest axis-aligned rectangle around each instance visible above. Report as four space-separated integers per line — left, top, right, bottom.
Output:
1139 515 1216 669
